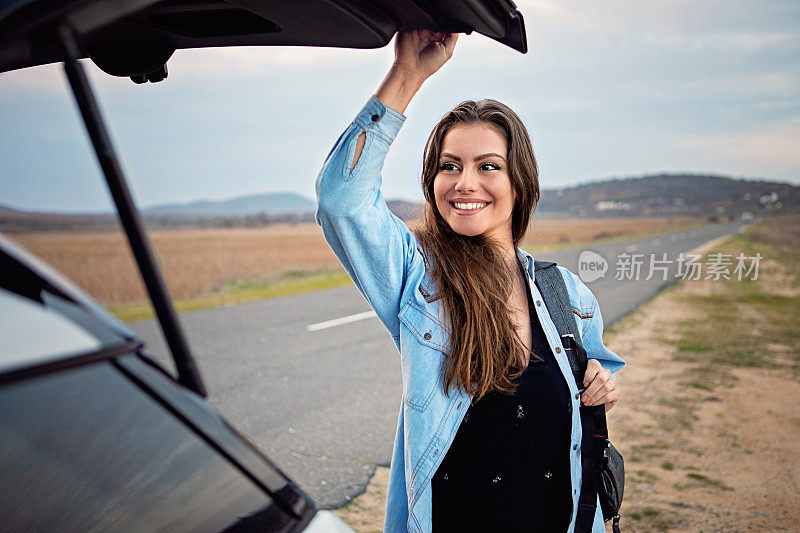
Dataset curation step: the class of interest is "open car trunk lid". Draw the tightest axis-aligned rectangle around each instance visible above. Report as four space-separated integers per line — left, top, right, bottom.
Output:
0 0 526 77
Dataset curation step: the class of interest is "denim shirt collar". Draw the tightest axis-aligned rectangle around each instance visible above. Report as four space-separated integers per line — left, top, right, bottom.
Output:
516 247 535 283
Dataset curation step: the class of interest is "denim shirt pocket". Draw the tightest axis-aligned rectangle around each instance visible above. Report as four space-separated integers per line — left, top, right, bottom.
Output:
398 300 448 413
417 279 440 304
570 296 595 320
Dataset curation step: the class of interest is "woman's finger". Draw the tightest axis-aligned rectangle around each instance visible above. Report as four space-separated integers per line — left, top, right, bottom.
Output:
604 387 621 412
415 29 443 48
582 359 603 389
443 32 459 57
585 375 616 406
582 366 612 405
417 28 438 41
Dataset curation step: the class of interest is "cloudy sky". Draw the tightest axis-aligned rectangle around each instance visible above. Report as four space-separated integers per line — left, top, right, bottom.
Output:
1 0 798 213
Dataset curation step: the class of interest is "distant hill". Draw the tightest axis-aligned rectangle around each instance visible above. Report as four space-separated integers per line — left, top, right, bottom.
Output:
537 174 798 217
2 174 797 232
143 192 315 216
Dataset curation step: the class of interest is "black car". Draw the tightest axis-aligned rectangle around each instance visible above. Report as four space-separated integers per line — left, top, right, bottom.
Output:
0 1 526 530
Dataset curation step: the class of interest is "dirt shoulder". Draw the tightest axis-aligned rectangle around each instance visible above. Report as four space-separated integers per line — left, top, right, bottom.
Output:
603 221 800 531
333 217 800 532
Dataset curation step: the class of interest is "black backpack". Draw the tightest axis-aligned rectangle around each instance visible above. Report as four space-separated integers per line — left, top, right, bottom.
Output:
535 260 624 533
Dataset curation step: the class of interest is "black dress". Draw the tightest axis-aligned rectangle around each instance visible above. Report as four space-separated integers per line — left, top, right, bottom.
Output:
431 273 573 532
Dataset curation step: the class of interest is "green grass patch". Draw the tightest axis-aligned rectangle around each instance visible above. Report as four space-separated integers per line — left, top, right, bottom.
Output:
629 441 671 463
675 338 713 355
686 380 713 391
680 363 737 392
660 461 675 471
634 470 659 482
658 396 699 431
680 472 734 491
667 217 800 381
107 268 352 322
626 507 675 531
715 428 743 451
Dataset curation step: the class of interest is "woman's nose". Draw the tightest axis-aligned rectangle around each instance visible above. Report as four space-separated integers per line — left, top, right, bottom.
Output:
455 169 478 192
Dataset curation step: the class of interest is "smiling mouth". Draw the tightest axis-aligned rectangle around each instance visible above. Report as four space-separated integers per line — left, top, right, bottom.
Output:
451 201 489 213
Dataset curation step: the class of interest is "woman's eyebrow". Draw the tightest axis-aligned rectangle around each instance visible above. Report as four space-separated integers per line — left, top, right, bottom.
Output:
476 153 506 162
440 152 506 161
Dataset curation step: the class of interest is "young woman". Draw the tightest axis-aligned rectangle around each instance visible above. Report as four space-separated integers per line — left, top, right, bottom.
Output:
315 30 624 533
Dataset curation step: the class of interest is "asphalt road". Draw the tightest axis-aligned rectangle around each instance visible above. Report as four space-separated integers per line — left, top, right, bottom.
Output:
130 220 743 509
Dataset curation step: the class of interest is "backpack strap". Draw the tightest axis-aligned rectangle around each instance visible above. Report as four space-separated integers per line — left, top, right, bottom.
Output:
534 260 611 533
534 260 586 388
533 260 579 341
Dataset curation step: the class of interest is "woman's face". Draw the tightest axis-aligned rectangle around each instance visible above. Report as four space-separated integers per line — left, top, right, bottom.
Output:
433 123 515 245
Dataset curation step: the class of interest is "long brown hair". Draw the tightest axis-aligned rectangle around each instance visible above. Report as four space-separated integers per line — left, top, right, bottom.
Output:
415 99 540 403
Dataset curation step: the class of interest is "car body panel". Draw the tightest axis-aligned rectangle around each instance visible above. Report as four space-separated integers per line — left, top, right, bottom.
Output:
304 511 358 533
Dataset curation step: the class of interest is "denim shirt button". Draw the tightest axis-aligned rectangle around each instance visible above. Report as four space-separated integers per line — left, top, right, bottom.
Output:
555 347 561 354
424 331 432 340
371 113 380 122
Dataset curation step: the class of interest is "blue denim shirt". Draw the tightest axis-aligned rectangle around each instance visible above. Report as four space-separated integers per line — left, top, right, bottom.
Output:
315 95 625 533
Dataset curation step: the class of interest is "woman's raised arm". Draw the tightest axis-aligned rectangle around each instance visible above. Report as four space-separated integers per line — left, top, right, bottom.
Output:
315 30 458 340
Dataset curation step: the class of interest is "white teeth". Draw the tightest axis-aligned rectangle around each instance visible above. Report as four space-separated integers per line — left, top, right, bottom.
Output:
454 202 487 210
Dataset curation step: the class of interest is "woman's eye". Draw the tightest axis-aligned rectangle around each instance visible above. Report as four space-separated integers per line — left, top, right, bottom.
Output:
439 162 459 171
480 162 501 171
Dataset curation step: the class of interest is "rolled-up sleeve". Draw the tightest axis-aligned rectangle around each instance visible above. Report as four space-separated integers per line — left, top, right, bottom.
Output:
580 288 625 375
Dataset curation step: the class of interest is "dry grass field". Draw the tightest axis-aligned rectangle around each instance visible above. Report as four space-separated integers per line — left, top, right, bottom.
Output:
521 216 696 250
8 224 341 304
7 216 698 308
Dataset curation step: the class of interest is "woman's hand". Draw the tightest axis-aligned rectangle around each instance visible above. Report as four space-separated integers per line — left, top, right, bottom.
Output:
393 29 459 86
375 29 459 114
581 359 620 412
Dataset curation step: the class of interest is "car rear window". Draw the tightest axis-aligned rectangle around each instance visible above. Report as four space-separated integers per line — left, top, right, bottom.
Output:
0 361 296 532
0 287 104 372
